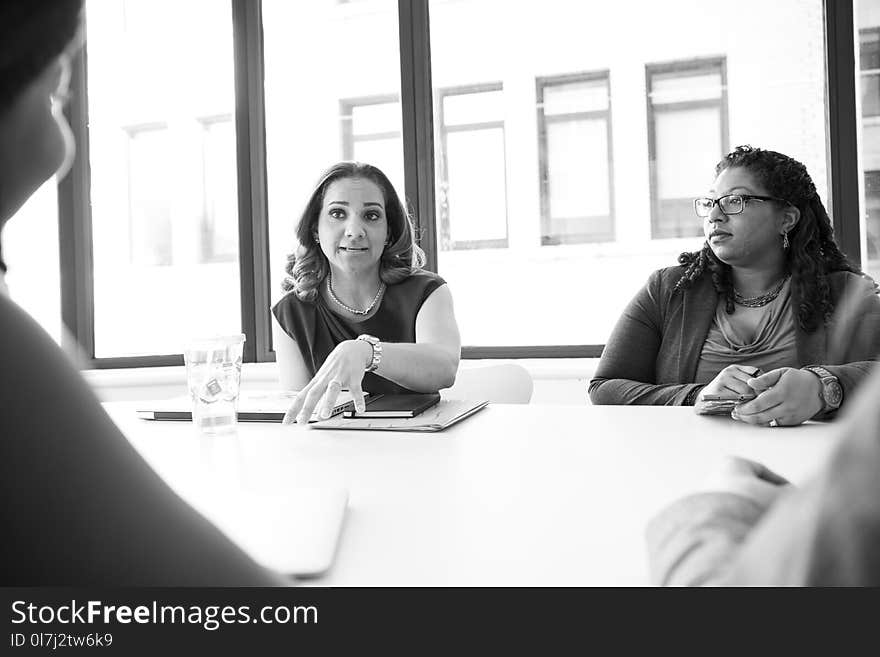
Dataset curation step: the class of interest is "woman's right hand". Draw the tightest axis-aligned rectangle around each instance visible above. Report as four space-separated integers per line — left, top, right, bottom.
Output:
693 364 762 413
282 339 372 425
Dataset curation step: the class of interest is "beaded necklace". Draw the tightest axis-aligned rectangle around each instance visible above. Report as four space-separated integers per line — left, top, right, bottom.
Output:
733 275 789 308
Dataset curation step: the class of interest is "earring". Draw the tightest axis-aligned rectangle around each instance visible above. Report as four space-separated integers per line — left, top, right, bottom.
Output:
313 235 320 244
782 231 790 250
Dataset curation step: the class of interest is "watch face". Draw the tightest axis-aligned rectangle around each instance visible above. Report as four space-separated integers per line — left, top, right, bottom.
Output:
824 381 843 408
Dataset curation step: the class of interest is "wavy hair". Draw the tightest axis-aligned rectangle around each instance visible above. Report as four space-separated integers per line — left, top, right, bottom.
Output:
674 145 860 332
0 0 83 116
281 162 426 301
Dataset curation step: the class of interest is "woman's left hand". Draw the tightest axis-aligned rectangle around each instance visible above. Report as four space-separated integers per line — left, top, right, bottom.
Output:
282 339 372 425
731 367 824 427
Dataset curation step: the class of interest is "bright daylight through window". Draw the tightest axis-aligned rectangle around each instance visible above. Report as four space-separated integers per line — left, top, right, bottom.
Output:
86 0 241 357
4 0 870 364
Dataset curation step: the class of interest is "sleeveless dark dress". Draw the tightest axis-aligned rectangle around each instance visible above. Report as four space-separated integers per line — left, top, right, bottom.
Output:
272 269 446 395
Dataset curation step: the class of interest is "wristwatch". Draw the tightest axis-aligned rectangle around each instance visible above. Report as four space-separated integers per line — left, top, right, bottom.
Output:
802 365 843 413
356 334 382 373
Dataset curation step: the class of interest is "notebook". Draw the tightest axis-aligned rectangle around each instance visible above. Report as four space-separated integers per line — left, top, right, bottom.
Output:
313 398 489 432
136 390 365 423
343 392 440 419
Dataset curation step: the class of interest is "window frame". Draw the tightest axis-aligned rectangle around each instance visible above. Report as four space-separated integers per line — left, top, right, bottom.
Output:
536 70 615 246
54 0 863 367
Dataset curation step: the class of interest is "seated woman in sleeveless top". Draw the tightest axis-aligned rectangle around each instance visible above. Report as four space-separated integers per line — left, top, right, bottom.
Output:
272 162 461 424
589 146 880 427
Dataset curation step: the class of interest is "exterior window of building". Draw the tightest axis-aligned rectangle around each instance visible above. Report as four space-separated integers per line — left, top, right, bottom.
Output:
435 84 509 250
859 18 880 274
340 96 405 198
537 72 614 245
860 27 880 117
126 124 172 266
647 58 728 239
199 115 238 263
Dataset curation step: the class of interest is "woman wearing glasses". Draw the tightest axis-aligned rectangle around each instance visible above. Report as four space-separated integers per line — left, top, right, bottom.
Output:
589 145 880 427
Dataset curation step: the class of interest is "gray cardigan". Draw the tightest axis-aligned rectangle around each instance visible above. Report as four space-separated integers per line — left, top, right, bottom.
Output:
588 267 880 407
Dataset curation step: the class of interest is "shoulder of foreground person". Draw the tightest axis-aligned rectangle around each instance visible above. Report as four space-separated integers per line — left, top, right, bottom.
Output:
0 295 287 585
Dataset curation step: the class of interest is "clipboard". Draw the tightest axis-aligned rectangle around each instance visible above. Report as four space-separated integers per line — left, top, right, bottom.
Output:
312 398 489 432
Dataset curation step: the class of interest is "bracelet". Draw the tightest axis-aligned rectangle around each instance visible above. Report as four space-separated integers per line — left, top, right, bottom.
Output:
356 334 382 373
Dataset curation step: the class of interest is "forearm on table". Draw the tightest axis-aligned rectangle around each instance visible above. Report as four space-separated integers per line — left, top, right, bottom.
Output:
588 377 702 405
646 492 768 586
370 342 460 392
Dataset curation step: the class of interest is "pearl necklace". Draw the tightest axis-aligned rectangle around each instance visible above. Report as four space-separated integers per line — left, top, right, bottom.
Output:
733 275 789 308
326 272 385 316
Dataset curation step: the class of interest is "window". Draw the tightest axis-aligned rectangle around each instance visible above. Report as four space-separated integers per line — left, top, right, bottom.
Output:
86 0 241 358
31 0 858 366
646 58 728 239
435 84 509 250
537 72 614 245
340 96 405 198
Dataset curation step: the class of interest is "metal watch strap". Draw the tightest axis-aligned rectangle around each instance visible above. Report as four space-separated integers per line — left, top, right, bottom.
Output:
356 334 382 373
803 365 841 412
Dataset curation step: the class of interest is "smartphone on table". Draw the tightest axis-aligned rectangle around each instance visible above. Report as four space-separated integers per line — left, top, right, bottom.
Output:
697 393 757 416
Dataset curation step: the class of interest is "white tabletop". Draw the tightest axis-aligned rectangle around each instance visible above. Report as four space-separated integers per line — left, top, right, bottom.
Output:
103 401 841 586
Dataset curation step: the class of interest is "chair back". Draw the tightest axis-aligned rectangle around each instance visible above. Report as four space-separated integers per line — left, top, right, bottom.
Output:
443 362 533 404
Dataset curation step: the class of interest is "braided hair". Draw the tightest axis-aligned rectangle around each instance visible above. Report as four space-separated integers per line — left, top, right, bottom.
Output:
674 145 860 332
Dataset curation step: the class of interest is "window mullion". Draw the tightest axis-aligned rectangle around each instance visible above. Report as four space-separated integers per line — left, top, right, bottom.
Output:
398 0 437 272
826 0 862 266
232 0 272 362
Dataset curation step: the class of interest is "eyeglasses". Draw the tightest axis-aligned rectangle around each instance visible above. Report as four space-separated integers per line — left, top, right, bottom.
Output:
693 194 791 218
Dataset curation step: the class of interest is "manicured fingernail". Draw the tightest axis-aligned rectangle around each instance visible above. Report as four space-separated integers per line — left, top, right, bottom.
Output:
295 415 305 424
320 408 330 419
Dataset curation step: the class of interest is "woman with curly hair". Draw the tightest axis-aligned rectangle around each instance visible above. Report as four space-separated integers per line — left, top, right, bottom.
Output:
272 162 461 424
589 146 880 427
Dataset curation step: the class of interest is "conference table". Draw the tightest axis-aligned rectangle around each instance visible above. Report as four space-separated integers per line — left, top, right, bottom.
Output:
103 399 841 586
